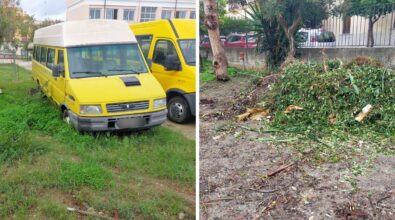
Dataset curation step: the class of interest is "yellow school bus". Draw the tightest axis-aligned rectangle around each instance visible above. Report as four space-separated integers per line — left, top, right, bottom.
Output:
130 19 196 123
32 20 167 131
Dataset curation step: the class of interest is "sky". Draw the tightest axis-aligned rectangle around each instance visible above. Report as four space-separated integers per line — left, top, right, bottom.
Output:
20 0 66 21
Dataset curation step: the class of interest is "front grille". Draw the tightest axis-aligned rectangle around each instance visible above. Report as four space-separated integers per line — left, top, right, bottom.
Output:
106 101 149 113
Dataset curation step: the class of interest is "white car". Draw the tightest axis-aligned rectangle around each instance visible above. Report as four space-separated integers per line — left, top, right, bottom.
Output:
299 28 336 47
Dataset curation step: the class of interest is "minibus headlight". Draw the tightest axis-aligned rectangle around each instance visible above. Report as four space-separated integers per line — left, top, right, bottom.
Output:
153 98 166 109
80 105 102 114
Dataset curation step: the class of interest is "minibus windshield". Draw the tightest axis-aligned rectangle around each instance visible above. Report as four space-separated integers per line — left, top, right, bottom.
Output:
178 40 196 65
68 44 148 78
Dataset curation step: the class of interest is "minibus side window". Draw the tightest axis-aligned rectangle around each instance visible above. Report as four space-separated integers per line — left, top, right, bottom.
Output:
40 47 47 65
153 40 178 66
46 48 55 68
36 47 41 62
58 50 64 65
33 46 36 60
136 35 153 59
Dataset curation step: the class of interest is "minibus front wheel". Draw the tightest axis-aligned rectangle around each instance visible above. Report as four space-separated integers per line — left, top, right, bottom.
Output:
168 96 191 124
62 109 71 125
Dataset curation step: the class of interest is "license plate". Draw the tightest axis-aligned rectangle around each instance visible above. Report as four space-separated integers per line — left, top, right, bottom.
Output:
116 117 146 129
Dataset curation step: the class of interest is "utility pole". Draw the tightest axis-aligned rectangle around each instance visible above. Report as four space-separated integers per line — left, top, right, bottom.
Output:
104 0 107 19
174 0 178 18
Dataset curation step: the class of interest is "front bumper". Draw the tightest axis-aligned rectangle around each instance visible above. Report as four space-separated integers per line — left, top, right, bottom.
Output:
68 109 167 131
184 93 196 116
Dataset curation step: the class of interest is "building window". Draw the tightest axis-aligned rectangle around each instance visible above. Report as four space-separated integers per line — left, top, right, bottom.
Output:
342 16 351 34
106 9 118 20
175 11 186 19
89 8 101 19
190 11 196 19
161 10 172 19
140 7 156 22
123 9 135 21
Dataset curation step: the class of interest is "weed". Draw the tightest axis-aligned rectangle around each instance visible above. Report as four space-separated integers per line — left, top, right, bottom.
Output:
58 161 112 191
214 121 236 133
344 175 359 192
200 59 270 82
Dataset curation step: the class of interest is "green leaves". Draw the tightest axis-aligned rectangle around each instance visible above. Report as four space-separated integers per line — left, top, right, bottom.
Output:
348 71 360 95
264 60 395 136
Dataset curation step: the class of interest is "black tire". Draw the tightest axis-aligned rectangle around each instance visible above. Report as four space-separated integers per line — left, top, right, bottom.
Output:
62 109 71 125
167 96 191 124
62 109 81 132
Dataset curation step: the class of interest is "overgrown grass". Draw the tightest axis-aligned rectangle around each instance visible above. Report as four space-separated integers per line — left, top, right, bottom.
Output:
261 59 395 162
200 59 269 82
0 64 195 219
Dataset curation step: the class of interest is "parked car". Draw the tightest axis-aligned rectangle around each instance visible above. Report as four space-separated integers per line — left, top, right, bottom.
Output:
200 36 226 48
224 34 257 48
299 28 336 47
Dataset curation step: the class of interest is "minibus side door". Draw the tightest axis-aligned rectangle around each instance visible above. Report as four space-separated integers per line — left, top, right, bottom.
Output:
150 38 183 92
50 49 66 105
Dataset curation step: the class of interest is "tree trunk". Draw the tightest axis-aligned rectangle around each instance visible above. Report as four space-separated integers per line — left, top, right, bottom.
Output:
277 14 302 61
204 0 229 81
367 18 375 47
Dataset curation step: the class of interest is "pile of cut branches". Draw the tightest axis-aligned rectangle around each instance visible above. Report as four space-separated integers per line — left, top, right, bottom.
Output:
264 58 395 138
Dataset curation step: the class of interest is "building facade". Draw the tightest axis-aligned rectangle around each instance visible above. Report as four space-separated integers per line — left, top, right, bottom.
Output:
66 0 196 23
0 0 20 8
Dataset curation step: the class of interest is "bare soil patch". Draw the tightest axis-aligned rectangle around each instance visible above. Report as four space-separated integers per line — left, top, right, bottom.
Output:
200 75 395 219
163 120 196 140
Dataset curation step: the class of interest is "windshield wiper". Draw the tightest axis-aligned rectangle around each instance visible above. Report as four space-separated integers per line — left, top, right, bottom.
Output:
73 71 104 75
72 71 107 78
107 68 141 74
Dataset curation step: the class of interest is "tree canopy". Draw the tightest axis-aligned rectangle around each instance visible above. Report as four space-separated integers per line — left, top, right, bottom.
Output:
339 0 395 18
337 0 395 47
0 3 35 50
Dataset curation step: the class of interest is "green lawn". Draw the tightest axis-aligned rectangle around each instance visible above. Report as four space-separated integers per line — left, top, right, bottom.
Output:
0 64 195 219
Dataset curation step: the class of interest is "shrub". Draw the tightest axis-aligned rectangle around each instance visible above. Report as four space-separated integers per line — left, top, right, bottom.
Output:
344 56 383 69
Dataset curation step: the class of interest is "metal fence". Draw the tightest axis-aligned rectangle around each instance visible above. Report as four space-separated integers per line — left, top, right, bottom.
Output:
0 50 16 64
300 3 395 48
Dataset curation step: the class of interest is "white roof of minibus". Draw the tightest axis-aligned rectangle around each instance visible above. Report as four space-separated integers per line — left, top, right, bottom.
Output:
33 20 137 48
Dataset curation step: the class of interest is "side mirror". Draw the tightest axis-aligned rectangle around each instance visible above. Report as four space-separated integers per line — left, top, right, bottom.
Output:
52 64 64 77
165 55 181 71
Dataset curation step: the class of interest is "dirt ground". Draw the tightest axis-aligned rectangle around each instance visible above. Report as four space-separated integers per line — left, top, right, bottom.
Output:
163 120 196 140
199 75 395 220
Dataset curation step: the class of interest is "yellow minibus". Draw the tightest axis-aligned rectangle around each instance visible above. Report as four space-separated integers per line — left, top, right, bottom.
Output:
131 19 196 123
32 20 167 131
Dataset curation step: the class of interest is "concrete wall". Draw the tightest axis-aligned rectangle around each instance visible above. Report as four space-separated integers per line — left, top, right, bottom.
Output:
200 47 395 69
300 48 395 67
200 48 266 70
